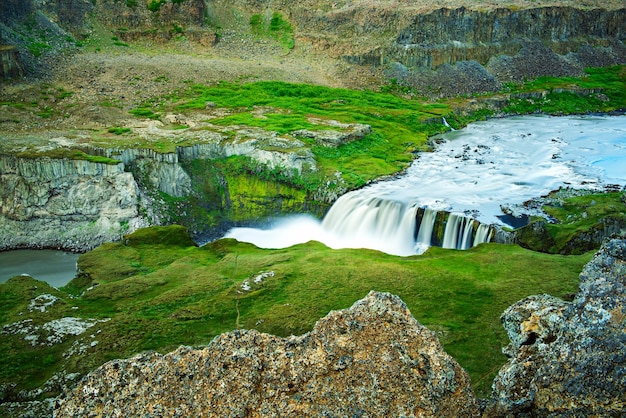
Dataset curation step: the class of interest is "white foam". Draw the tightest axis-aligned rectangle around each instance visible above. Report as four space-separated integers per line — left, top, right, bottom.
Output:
223 115 626 254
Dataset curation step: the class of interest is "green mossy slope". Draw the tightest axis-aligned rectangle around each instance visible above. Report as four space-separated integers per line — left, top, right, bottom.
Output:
0 226 592 397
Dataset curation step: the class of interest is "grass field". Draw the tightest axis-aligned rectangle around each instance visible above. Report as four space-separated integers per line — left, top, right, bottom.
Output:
0 226 592 397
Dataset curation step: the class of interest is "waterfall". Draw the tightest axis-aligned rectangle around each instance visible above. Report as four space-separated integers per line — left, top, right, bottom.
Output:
416 208 437 245
474 223 494 247
321 193 493 255
321 194 419 256
442 117 455 131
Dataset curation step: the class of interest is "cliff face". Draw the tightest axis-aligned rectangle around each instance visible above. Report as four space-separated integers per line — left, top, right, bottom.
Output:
0 155 147 251
54 291 479 417
0 133 323 251
335 6 626 95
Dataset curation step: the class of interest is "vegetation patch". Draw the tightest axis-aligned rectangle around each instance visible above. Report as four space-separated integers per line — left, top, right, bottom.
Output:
107 126 131 135
250 12 295 52
0 226 592 398
517 190 626 254
13 148 121 165
503 66 626 114
173 81 450 189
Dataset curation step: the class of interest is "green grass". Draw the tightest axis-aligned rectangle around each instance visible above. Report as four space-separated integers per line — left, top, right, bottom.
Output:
250 12 295 51
175 81 449 188
107 126 131 135
517 191 626 254
0 226 592 398
503 65 626 114
14 148 121 165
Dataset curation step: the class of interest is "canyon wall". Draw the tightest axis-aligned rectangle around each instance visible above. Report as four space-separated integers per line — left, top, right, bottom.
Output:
0 140 323 251
0 155 147 251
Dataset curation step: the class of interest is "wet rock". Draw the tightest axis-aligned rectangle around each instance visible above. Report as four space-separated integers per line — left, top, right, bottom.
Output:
54 291 479 417
485 235 626 417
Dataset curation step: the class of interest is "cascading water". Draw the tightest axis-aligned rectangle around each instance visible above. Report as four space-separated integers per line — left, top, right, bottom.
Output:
320 194 493 256
223 115 626 257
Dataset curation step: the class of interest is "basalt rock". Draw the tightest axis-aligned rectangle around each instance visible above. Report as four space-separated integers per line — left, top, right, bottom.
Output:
54 291 480 417
0 154 147 251
485 235 626 417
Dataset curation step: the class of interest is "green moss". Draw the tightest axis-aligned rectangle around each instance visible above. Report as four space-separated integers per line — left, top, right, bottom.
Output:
249 11 294 51
13 148 121 164
517 191 626 254
0 226 591 397
108 126 131 135
502 65 626 114
123 225 198 248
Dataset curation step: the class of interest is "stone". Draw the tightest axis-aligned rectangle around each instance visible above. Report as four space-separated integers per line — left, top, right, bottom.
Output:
485 235 626 417
54 291 479 417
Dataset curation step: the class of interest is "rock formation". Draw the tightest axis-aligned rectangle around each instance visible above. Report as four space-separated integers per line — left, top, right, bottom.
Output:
485 235 626 416
0 154 147 251
54 291 480 417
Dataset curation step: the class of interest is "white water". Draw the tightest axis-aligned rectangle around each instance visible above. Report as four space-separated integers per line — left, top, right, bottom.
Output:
224 115 626 256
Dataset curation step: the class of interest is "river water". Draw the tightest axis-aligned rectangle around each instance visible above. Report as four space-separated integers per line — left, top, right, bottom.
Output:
225 114 626 255
0 250 79 288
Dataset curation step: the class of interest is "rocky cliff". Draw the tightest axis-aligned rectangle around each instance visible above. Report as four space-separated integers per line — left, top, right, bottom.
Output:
0 129 325 251
53 235 626 417
2 0 624 93
0 154 147 251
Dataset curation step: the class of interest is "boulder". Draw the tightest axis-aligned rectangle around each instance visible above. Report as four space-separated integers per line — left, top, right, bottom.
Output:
485 235 626 417
54 291 479 417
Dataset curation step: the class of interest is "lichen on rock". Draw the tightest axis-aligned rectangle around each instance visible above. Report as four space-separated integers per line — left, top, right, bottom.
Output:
54 291 479 417
485 235 626 417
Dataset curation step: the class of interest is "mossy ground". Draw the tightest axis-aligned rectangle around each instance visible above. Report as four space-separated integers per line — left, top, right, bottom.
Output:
517 191 626 254
0 226 592 398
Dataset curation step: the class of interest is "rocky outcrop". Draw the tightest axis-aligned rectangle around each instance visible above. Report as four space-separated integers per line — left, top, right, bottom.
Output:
0 154 148 251
51 235 626 418
291 4 626 95
485 235 626 417
54 291 479 417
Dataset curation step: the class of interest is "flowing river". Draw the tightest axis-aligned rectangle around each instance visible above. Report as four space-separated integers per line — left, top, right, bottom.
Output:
225 114 626 256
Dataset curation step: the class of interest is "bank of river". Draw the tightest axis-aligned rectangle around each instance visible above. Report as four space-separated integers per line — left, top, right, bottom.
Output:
0 250 79 287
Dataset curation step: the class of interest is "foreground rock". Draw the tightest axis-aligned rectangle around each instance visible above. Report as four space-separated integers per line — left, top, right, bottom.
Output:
54 291 479 417
485 235 626 416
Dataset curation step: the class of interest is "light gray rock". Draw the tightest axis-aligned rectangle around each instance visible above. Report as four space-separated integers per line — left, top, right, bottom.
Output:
0 155 147 251
485 235 626 417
